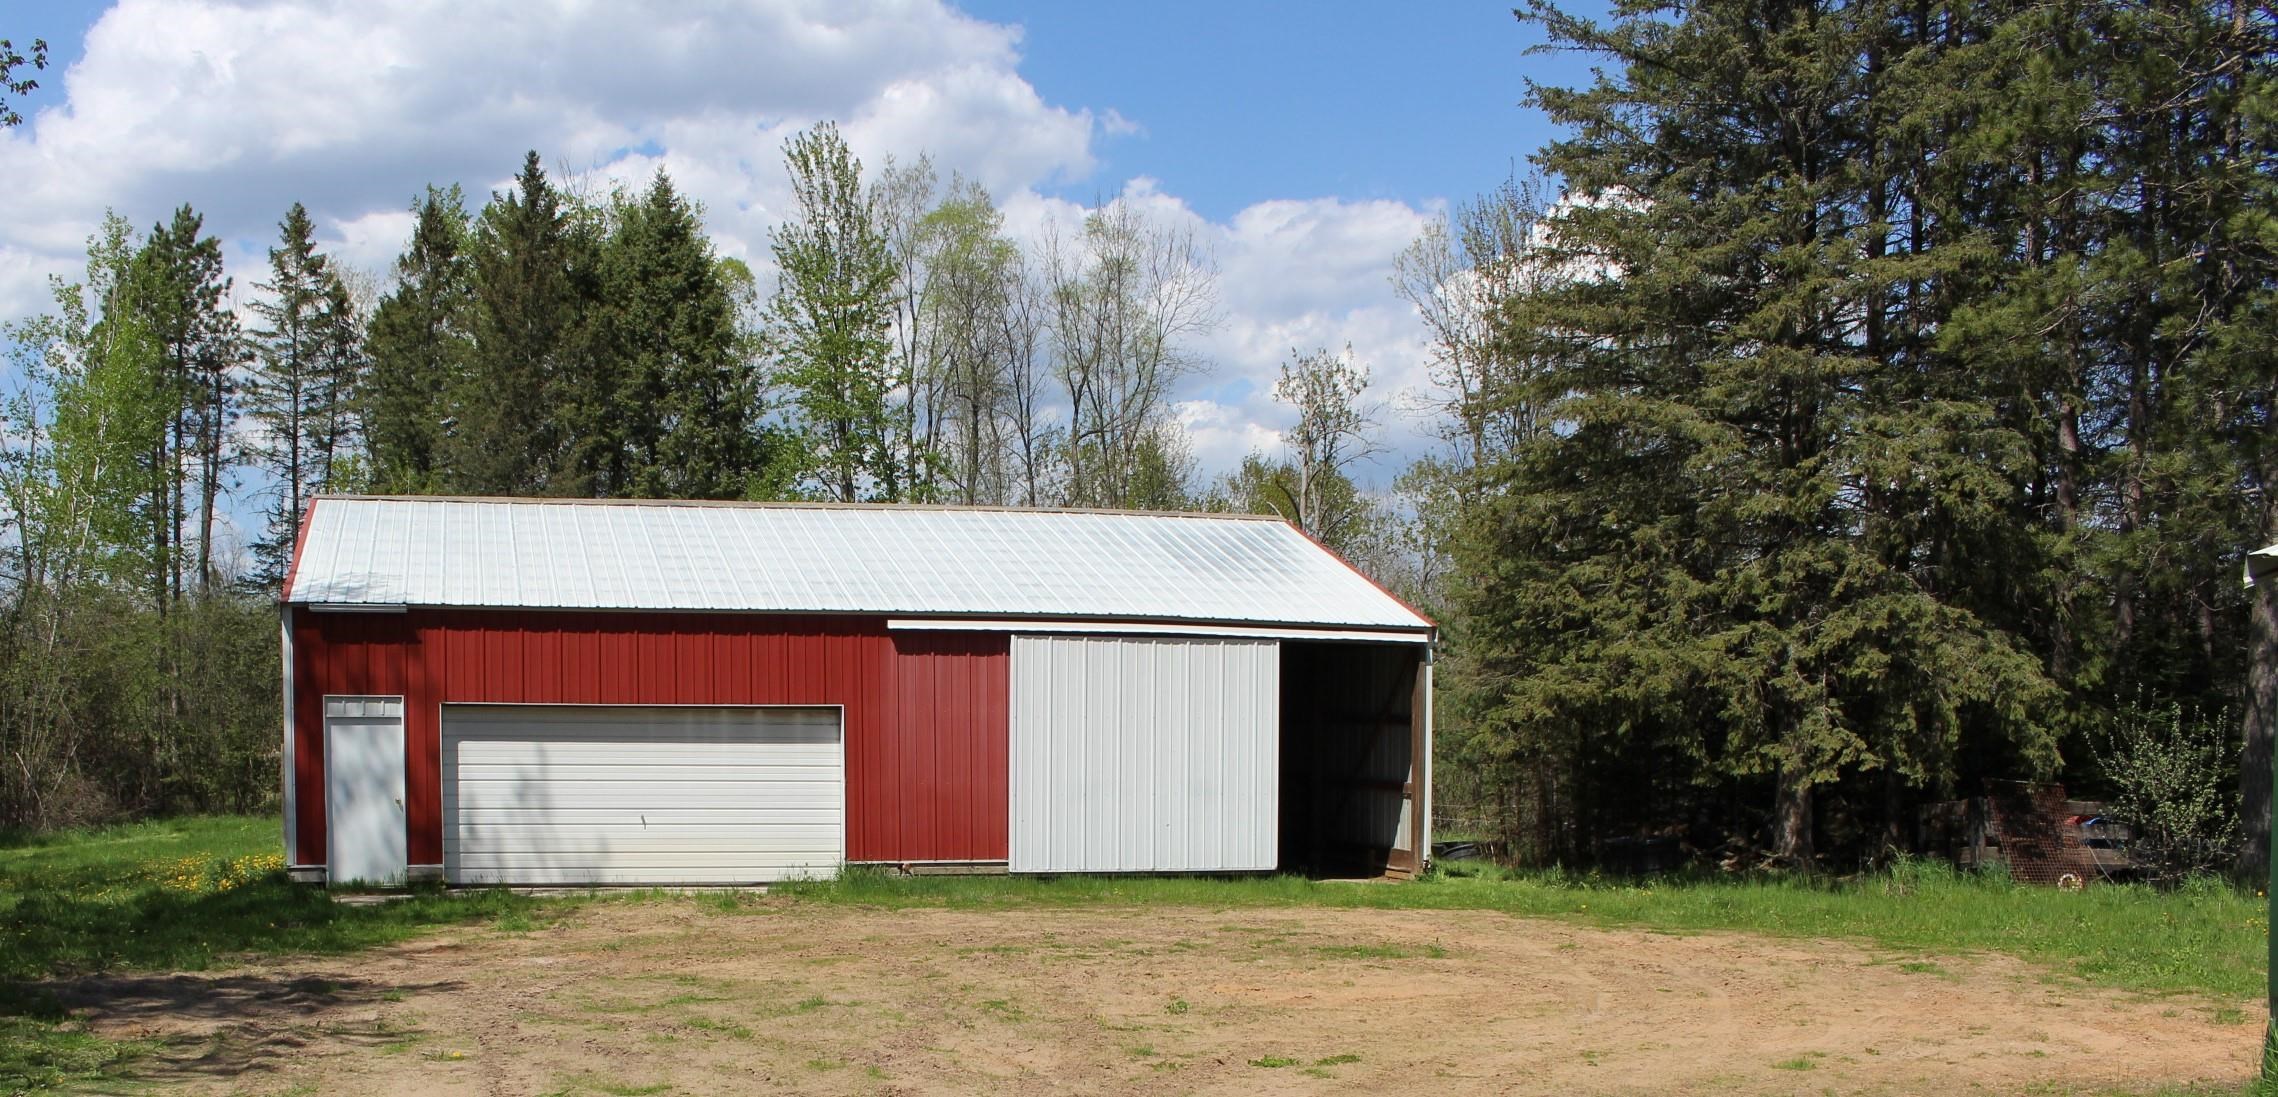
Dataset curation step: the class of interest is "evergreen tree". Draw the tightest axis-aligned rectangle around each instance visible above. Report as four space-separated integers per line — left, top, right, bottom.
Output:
364 186 473 493
247 203 358 585
1457 0 2064 866
454 151 584 495
595 170 760 498
132 205 241 601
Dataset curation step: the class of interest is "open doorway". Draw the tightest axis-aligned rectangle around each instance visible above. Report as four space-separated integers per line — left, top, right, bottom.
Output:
1279 642 1428 878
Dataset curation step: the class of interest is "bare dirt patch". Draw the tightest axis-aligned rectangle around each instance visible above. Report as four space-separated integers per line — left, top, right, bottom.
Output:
59 898 2260 1095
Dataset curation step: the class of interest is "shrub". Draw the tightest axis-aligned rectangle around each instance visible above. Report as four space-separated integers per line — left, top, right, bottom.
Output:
2092 700 2240 886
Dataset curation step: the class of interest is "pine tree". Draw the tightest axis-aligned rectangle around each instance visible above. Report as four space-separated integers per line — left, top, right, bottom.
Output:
364 186 473 493
454 151 585 495
594 170 760 498
1457 0 2065 866
247 202 357 584
132 205 241 601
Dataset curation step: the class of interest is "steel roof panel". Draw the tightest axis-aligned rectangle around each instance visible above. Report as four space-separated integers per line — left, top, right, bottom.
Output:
285 496 1432 632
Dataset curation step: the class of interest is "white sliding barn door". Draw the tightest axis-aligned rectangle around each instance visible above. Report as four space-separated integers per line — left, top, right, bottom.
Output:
1009 636 1278 873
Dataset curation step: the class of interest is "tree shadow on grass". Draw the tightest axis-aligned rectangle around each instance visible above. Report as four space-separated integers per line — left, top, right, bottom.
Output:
44 971 468 1085
1 874 527 983
0 873 524 1089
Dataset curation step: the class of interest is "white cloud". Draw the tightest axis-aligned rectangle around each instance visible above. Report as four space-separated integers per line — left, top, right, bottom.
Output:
0 0 1087 303
0 0 1455 489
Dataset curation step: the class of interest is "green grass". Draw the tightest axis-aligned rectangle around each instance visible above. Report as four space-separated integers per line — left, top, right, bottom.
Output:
0 816 533 981
0 815 536 1090
1 815 2267 1091
775 857 2267 1001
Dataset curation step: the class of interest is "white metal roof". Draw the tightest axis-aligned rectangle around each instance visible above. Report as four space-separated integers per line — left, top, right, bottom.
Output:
285 496 1432 634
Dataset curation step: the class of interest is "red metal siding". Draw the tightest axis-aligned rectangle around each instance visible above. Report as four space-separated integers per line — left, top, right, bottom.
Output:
291 610 1008 869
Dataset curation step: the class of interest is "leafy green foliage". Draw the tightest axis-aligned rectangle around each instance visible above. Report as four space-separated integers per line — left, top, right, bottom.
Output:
0 216 275 829
0 36 46 127
2095 702 2242 884
902 173 1029 504
769 122 900 502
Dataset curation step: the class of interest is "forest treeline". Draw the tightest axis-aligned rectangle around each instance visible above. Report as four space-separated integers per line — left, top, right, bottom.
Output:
3 0 2273 877
0 117 1391 827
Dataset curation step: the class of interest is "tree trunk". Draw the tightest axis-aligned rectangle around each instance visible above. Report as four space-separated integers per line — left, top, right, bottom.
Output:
2052 399 2083 680
1773 767 1815 869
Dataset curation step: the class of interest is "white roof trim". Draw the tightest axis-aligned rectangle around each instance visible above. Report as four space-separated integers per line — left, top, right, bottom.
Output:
886 618 1433 643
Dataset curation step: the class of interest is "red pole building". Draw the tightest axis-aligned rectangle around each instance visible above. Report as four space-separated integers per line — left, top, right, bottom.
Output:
282 496 1436 888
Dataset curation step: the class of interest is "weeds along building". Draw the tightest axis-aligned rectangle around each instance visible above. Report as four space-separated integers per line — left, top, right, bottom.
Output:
281 496 1436 887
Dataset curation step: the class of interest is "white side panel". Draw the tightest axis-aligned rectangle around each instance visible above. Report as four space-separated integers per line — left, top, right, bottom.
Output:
1421 657 1435 865
325 699 407 885
1010 636 1278 873
441 705 843 885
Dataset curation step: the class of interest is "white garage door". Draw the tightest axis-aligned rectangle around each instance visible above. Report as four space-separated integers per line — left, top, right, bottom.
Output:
442 704 842 885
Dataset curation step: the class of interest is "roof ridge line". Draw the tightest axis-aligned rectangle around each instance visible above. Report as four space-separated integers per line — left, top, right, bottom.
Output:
311 494 1292 523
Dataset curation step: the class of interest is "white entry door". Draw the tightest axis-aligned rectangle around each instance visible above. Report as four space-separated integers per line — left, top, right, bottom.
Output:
441 704 844 886
325 696 407 886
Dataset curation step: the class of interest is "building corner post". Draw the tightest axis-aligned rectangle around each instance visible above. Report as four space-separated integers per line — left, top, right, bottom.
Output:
280 602 297 868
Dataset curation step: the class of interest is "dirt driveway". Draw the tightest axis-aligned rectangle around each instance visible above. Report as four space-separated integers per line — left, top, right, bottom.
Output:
64 896 2259 1095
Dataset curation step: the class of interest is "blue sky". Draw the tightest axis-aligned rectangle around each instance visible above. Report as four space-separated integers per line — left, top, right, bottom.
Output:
958 1 1595 221
12 0 1595 217
0 0 1608 513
